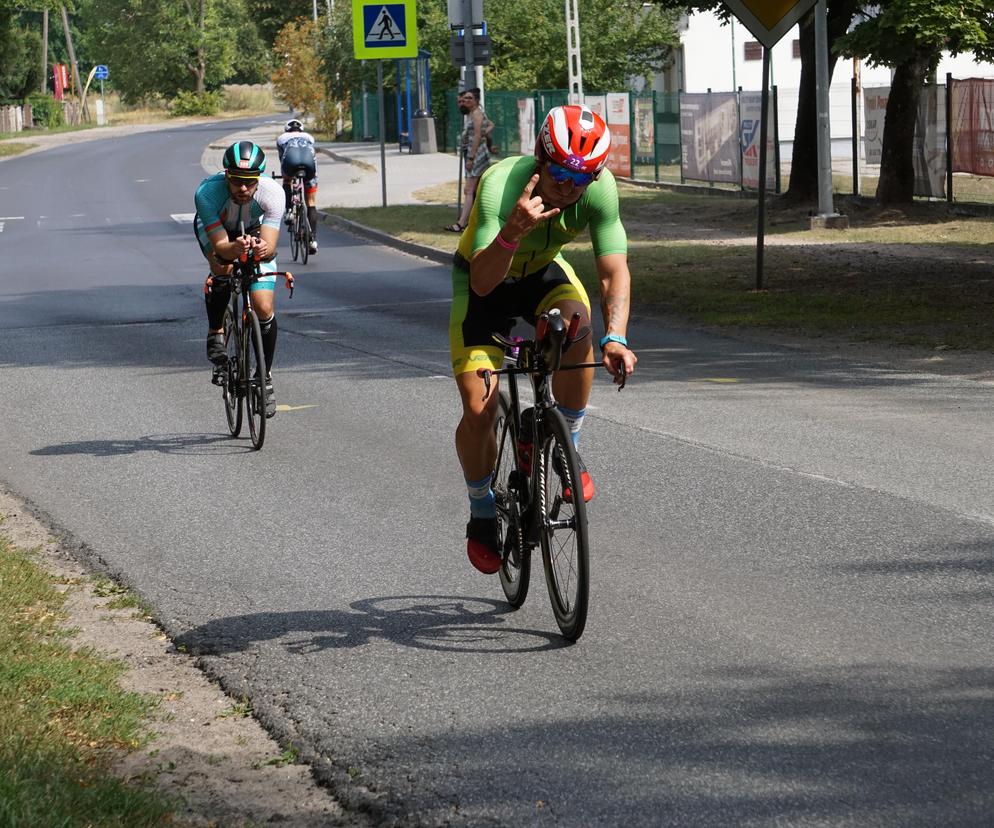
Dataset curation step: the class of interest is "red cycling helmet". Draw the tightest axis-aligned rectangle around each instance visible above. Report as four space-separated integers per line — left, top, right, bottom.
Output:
536 104 611 174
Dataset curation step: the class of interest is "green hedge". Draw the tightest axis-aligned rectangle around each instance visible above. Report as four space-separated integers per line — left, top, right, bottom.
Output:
170 90 222 117
26 93 63 129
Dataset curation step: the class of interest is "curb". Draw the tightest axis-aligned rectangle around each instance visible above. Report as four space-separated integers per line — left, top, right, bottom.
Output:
317 210 452 265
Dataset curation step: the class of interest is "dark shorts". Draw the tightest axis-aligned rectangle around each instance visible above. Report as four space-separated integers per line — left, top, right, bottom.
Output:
449 255 590 375
280 147 317 192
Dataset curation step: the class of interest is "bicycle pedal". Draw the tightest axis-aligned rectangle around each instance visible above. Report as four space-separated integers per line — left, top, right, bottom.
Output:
210 366 225 386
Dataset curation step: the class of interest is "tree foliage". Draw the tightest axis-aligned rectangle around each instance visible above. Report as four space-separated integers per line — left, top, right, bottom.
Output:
76 0 267 102
271 17 325 116
0 11 42 101
246 0 314 47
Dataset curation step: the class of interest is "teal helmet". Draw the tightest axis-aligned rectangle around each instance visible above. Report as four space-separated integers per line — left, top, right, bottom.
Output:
222 141 266 176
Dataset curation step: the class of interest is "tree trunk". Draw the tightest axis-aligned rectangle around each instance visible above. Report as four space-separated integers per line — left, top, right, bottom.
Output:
875 47 932 204
784 0 859 203
194 0 206 94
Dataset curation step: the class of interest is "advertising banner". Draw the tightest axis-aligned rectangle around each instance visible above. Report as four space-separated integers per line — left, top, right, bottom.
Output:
517 96 535 152
739 91 776 190
950 78 994 177
634 97 655 162
605 93 632 178
864 85 946 197
53 64 69 100
680 92 740 183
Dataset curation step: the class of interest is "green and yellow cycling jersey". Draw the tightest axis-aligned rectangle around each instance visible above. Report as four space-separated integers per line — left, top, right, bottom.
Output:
456 155 628 277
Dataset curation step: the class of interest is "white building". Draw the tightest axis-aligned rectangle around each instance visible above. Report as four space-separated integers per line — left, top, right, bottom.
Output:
654 11 994 161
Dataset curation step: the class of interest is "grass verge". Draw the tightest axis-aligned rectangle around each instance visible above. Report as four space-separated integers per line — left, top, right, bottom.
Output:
331 183 994 352
0 536 174 826
0 142 36 157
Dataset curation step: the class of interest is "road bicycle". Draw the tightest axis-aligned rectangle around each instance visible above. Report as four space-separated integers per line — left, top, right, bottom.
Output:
211 226 294 450
477 309 626 641
276 170 311 265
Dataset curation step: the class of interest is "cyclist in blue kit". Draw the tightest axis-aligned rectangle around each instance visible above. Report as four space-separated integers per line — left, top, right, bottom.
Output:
194 140 284 417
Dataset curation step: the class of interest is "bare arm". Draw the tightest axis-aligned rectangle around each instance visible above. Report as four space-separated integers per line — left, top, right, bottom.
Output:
595 252 638 382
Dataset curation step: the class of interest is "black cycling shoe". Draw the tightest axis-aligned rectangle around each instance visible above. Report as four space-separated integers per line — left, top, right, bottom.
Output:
264 374 276 418
207 332 227 365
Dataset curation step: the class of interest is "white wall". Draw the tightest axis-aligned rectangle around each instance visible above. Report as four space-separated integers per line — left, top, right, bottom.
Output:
677 11 994 160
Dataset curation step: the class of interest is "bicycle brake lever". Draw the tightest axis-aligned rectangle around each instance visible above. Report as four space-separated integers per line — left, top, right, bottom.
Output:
616 363 628 391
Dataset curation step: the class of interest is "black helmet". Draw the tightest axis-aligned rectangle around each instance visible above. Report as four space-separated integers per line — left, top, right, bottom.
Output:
285 119 303 132
222 141 266 176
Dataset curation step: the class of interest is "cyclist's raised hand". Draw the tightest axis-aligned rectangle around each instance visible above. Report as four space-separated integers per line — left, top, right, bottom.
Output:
602 342 637 387
249 235 272 261
502 173 560 242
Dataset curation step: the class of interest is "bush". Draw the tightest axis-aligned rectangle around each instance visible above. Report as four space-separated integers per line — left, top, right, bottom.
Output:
26 93 63 129
169 90 222 117
222 83 275 112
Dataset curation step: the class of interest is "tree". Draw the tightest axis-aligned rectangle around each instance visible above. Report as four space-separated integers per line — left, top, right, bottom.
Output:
271 17 325 116
76 0 265 102
246 0 313 46
0 11 42 101
837 1 994 203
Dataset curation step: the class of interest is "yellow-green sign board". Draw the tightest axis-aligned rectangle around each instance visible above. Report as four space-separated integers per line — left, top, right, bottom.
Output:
353 0 418 59
723 0 817 49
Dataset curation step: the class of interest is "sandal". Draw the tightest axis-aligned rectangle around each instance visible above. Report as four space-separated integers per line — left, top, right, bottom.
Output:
444 222 464 232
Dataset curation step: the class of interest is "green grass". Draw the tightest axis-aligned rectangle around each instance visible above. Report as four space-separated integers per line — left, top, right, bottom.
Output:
0 142 35 156
0 537 175 826
330 183 994 351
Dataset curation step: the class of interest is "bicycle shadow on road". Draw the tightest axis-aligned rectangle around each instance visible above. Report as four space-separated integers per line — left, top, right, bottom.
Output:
174 594 568 657
30 432 254 457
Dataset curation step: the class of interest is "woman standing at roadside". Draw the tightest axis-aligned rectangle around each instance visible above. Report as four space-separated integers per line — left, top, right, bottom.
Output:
445 88 492 233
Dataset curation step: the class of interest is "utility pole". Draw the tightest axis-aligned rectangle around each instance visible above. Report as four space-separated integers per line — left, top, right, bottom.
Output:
312 0 318 23
40 9 49 94
60 5 88 121
565 0 582 103
811 0 847 228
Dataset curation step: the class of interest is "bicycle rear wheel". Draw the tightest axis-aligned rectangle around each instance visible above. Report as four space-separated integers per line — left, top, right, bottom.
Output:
222 306 242 437
538 409 589 641
299 209 310 265
495 393 530 608
289 204 301 262
244 309 267 450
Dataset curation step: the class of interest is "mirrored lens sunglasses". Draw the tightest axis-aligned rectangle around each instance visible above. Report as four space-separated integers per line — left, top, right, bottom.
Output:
547 162 595 186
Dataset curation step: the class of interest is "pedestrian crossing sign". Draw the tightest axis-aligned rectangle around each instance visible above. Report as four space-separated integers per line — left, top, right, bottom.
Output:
353 0 418 59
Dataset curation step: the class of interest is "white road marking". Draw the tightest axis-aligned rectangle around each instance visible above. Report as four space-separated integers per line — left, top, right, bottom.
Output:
171 213 196 224
0 216 24 220
135 179 149 183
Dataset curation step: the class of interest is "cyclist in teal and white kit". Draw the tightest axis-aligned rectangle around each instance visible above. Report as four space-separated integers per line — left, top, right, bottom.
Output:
195 141 284 417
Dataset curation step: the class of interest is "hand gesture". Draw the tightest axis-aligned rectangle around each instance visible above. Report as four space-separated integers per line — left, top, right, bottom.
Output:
501 173 560 243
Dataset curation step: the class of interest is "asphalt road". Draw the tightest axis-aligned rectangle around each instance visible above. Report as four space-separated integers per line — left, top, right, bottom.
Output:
1 118 992 826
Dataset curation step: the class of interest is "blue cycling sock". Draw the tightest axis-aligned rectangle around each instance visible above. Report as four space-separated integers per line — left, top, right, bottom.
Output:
466 473 496 518
557 404 586 448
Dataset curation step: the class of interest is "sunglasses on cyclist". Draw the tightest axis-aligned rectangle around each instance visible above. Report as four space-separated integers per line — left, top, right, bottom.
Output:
227 174 260 187
546 162 595 187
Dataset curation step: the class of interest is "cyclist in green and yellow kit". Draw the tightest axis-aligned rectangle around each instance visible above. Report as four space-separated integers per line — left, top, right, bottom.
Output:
449 104 638 574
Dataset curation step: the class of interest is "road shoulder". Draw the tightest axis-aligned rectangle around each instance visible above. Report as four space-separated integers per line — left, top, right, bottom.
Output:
0 486 361 827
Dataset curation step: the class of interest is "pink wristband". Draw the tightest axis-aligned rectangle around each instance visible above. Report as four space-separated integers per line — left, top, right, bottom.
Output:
495 232 519 252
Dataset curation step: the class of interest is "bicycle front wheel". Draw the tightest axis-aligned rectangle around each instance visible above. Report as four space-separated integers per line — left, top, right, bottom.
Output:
495 393 530 608
244 310 267 450
538 408 589 641
289 206 301 262
222 306 242 437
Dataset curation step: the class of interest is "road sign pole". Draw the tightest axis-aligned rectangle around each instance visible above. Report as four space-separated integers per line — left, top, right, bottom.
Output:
814 0 835 218
756 47 770 291
461 0 475 84
378 61 387 207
